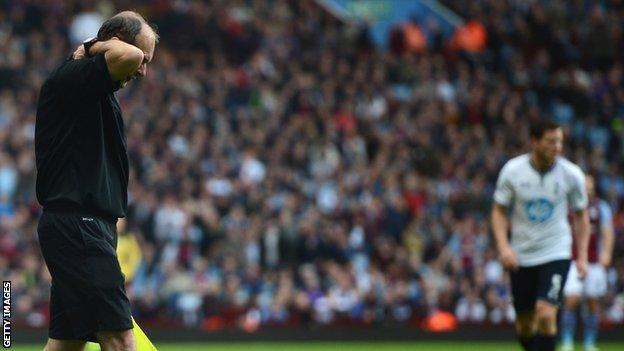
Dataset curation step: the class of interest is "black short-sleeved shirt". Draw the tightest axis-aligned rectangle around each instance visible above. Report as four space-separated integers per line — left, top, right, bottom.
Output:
35 53 129 219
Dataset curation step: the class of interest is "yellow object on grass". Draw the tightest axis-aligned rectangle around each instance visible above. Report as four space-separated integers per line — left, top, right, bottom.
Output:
84 317 157 350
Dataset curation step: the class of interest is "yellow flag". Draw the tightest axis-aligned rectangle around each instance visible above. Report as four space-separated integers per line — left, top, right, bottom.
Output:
84 318 157 350
132 317 158 350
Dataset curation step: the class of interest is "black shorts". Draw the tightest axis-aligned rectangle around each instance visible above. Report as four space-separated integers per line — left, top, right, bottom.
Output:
37 210 132 342
510 259 571 314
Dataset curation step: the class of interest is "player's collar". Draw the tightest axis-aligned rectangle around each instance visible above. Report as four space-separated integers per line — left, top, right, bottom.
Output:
528 154 558 175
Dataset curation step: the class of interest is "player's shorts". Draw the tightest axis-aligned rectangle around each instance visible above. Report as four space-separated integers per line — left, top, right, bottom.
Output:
37 210 132 342
509 259 571 314
563 262 608 298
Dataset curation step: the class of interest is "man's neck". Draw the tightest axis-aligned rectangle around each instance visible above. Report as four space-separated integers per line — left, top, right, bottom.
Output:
530 152 555 173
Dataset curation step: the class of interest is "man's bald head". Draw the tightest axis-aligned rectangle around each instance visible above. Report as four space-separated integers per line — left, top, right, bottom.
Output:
96 10 159 89
97 10 159 46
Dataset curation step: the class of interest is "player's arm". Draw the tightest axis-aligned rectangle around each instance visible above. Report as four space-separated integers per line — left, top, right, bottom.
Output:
571 208 590 276
599 202 615 267
569 169 590 278
87 38 144 83
491 203 517 270
60 38 143 98
491 164 517 270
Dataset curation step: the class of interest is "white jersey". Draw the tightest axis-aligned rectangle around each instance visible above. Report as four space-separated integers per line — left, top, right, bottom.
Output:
493 154 588 266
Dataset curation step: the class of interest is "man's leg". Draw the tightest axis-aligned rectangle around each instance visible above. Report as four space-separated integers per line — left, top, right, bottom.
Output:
38 213 134 351
43 338 86 351
38 213 93 351
535 300 559 351
561 295 580 350
561 263 582 350
83 216 134 351
96 329 136 351
534 259 571 351
510 265 538 351
582 264 608 351
516 311 537 351
583 298 601 351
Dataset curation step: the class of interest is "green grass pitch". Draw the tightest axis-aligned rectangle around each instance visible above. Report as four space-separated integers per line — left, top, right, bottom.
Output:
9 341 624 351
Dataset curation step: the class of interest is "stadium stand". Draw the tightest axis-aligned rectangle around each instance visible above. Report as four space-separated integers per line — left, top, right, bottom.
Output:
1 0 623 331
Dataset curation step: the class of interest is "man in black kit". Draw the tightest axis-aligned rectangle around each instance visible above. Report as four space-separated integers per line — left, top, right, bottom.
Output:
35 11 157 351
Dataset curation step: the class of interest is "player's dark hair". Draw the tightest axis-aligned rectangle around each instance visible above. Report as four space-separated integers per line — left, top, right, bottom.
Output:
529 120 561 140
97 11 159 45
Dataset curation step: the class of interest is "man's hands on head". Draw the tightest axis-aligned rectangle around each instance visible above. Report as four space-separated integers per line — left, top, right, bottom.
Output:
71 44 87 60
73 37 144 85
71 37 125 60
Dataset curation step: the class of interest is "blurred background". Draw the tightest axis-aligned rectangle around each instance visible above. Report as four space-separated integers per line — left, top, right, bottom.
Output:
1 0 624 342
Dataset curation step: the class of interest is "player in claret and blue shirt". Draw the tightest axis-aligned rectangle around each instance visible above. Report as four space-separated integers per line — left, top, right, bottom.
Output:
560 174 614 351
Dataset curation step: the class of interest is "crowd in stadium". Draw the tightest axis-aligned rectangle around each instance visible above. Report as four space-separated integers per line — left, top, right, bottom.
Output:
1 0 624 330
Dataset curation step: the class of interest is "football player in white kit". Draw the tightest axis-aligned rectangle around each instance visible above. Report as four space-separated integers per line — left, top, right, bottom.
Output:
491 120 590 351
560 174 614 351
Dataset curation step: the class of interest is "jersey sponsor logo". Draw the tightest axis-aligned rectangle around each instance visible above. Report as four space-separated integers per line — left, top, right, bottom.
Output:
524 198 555 223
81 217 94 221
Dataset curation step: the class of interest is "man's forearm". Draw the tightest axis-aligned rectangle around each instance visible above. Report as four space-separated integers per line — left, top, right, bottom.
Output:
89 39 144 82
601 226 615 263
491 205 510 251
573 210 590 260
88 39 140 57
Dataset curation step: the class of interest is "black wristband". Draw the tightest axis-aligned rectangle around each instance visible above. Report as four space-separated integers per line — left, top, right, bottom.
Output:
83 37 98 58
